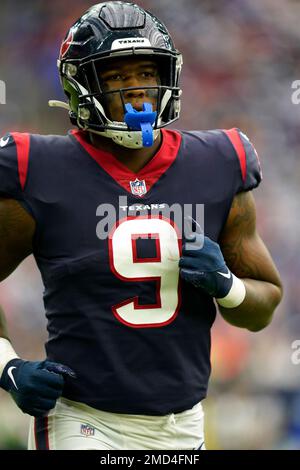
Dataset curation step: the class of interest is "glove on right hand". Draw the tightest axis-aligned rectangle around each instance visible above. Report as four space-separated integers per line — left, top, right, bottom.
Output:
0 358 76 417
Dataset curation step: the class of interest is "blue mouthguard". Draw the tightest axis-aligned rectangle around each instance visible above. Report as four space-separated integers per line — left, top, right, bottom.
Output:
124 103 157 147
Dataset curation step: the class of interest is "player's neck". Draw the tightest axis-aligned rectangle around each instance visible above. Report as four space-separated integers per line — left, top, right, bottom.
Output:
88 131 162 174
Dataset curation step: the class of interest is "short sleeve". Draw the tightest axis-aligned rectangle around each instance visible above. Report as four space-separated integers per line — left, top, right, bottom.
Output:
223 128 263 193
0 132 30 199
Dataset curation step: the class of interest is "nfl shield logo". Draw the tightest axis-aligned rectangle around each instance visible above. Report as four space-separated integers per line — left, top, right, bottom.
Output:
130 178 147 197
80 424 95 437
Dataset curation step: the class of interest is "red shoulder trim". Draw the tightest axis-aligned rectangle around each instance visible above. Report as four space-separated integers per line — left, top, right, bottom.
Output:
10 132 30 191
223 128 246 183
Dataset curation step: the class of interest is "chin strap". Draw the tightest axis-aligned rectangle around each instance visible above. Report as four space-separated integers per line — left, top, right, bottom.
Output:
124 103 157 147
48 100 70 111
89 127 160 149
48 100 159 149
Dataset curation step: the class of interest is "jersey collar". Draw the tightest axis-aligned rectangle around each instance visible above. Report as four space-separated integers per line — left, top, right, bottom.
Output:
70 128 182 197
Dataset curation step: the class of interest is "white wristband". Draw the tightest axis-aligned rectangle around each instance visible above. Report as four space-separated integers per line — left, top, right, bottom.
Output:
0 338 19 377
216 274 246 309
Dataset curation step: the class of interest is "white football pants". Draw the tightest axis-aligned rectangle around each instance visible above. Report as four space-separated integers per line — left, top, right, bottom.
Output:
28 397 205 450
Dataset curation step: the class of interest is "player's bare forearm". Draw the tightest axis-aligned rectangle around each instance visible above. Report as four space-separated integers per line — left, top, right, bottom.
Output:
0 199 35 339
0 305 10 340
0 198 35 281
218 278 282 331
218 191 283 332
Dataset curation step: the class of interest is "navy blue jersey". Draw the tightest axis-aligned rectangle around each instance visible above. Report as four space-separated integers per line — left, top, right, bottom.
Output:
0 128 262 415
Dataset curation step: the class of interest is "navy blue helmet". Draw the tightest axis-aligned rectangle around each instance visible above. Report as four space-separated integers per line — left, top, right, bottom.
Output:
55 2 183 148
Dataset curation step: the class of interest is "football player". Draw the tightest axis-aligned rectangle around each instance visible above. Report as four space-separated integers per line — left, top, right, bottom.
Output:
0 2 282 450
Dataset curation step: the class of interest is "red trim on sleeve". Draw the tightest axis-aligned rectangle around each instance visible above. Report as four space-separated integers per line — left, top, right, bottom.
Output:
10 132 30 191
223 128 247 183
71 129 182 197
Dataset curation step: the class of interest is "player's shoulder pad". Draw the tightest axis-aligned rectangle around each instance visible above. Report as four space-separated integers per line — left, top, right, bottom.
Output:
0 132 30 195
222 128 263 192
181 129 225 145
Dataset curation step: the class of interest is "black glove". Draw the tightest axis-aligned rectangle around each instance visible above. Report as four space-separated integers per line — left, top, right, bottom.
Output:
179 216 233 297
0 358 76 417
179 233 233 297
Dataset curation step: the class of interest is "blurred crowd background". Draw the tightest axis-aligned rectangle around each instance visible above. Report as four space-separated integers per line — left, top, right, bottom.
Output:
0 0 300 450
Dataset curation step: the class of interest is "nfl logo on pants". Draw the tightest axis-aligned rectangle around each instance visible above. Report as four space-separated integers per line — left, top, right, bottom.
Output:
80 424 95 437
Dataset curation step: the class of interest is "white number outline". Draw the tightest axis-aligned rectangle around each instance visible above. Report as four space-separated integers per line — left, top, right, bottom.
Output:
108 215 182 329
